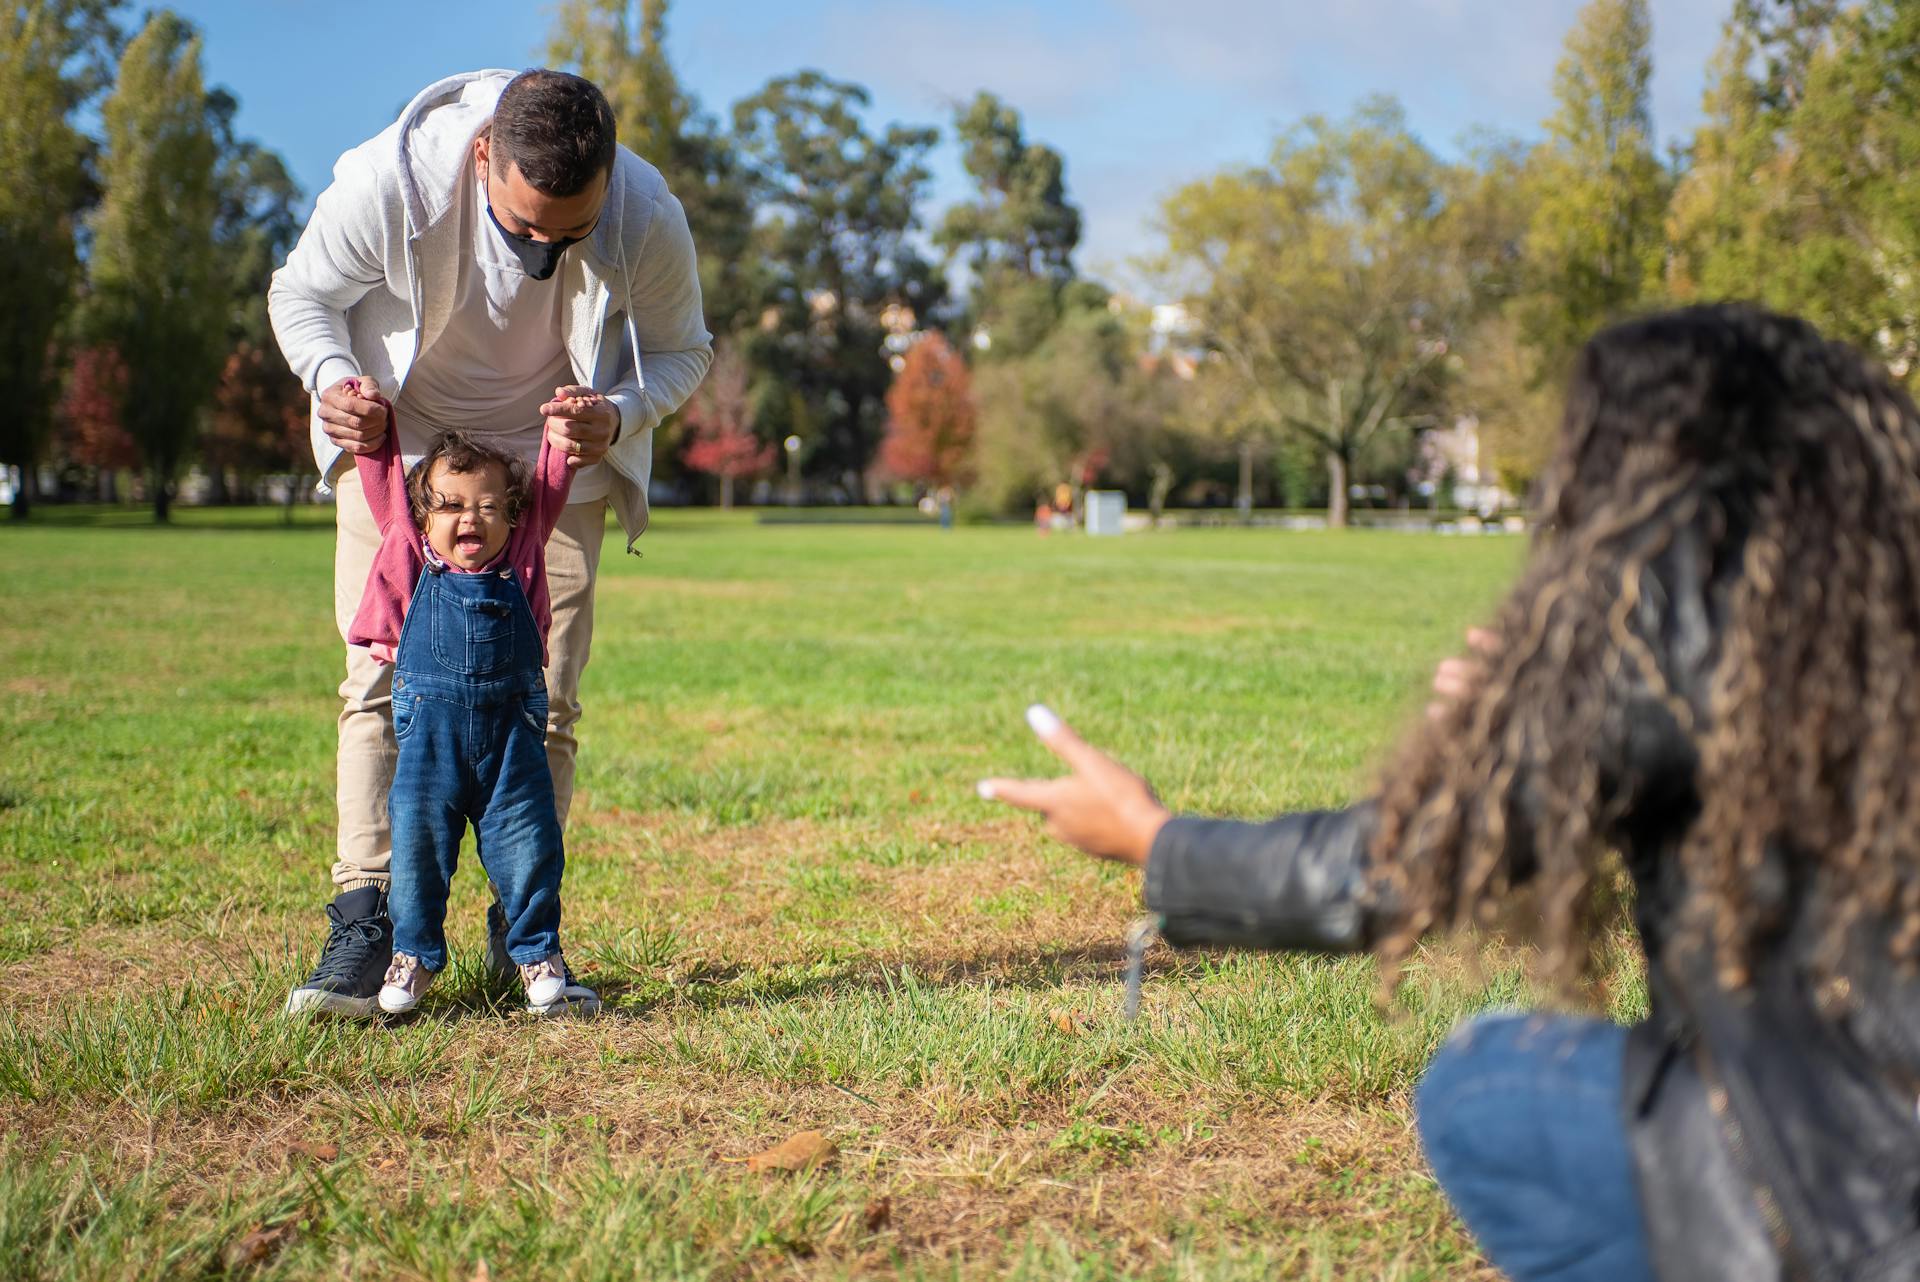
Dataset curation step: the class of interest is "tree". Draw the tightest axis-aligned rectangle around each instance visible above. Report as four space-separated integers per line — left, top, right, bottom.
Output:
680 342 770 509
1516 0 1669 380
1154 98 1473 527
56 343 135 498
0 0 118 518
204 341 305 505
1455 312 1562 494
198 86 305 502
879 333 975 488
1665 3 1919 377
546 0 755 335
935 92 1082 363
731 72 942 489
972 295 1171 514
1784 1 1920 376
1439 135 1557 490
85 9 225 522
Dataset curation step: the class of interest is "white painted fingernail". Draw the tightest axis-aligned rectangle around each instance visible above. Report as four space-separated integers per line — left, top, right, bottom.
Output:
976 781 997 800
1026 704 1061 738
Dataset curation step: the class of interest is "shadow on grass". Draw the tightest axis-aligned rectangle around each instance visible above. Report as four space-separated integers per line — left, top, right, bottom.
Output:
418 941 1220 1023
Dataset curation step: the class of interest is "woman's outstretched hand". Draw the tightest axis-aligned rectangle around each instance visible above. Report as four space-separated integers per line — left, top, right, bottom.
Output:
977 705 1171 868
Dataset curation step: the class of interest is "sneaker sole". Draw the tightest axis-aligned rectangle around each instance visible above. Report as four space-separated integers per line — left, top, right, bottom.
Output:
285 987 379 1019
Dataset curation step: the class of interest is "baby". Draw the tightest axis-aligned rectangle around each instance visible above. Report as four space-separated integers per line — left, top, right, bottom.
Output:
345 380 599 1017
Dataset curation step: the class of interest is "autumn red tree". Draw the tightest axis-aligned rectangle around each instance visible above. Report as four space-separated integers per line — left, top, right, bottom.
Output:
880 332 975 488
204 340 307 501
57 345 138 497
681 341 772 509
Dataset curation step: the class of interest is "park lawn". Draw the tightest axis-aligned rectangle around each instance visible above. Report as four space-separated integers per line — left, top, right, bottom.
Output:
0 507 1627 1280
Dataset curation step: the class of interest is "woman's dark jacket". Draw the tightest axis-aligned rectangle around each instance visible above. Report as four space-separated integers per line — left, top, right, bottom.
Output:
1142 532 1920 1281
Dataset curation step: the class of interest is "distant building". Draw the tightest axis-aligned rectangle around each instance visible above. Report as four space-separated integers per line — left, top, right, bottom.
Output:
1413 416 1517 515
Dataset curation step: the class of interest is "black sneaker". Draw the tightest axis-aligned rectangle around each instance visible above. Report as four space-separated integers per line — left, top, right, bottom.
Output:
284 887 392 1018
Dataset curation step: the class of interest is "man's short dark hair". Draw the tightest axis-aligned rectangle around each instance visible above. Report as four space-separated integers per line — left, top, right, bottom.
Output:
489 69 617 197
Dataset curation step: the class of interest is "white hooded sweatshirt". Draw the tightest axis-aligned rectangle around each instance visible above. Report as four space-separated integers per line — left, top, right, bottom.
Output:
268 69 712 552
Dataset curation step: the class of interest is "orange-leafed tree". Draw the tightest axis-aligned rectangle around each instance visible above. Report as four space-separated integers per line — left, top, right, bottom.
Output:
681 341 771 509
880 332 975 488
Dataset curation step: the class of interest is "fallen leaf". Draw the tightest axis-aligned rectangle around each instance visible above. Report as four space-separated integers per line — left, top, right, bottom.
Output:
286 1141 340 1163
726 1129 837 1173
224 1221 297 1271
1051 1011 1082 1035
863 1196 892 1230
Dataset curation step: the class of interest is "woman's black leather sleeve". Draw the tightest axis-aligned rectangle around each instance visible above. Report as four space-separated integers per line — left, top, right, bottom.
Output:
1141 802 1382 953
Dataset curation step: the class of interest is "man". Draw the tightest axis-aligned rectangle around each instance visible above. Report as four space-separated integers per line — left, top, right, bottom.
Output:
269 68 711 1016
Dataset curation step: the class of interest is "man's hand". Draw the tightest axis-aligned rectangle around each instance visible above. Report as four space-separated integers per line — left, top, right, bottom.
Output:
318 375 389 455
1427 626 1499 721
541 384 619 470
977 705 1171 868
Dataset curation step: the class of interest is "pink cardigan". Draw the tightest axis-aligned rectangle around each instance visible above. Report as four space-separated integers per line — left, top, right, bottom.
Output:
346 393 574 666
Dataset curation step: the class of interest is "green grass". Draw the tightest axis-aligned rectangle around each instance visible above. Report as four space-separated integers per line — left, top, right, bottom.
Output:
0 505 1552 1279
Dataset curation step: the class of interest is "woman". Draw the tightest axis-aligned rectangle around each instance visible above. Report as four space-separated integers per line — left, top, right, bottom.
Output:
981 306 1920 1281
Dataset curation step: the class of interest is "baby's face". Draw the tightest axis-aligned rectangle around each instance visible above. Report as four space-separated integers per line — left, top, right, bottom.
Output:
423 460 513 570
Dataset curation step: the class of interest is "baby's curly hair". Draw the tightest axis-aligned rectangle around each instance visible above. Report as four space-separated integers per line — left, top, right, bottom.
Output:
404 432 530 531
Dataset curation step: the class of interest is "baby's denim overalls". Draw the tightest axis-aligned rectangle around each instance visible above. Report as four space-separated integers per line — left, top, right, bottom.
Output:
388 556 562 972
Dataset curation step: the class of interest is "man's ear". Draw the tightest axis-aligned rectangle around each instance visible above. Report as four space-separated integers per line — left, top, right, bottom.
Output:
473 131 490 183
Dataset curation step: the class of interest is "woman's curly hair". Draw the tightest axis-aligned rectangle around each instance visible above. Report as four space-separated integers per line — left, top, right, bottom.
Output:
404 432 530 532
1371 304 1920 992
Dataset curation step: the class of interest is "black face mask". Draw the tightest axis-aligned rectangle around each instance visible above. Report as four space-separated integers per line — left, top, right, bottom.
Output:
485 202 586 281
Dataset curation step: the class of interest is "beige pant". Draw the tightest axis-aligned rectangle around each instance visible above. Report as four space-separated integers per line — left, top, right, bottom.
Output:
330 465 607 890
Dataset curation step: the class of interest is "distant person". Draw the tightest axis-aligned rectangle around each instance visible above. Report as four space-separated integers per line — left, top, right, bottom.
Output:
269 69 712 1017
981 306 1920 1280
346 387 595 1016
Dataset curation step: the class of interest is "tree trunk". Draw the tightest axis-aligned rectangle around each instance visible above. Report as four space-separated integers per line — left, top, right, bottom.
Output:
1236 439 1254 522
153 468 171 523
8 463 29 520
720 473 734 511
1149 462 1172 527
1326 450 1349 529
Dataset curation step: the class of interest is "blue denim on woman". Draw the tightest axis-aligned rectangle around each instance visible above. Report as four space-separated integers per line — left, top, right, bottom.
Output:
1416 1012 1659 1282
387 557 562 972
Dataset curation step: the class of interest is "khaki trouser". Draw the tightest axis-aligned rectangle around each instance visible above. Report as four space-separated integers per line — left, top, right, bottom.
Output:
330 465 607 890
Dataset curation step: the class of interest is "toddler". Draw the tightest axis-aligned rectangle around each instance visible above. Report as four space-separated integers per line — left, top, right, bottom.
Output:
345 380 599 1017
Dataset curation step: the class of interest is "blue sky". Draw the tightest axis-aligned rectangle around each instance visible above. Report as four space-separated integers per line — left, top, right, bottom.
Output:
163 0 1731 289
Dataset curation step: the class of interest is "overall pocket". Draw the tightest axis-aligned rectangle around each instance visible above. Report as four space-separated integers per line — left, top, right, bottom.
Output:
520 687 550 740
433 595 515 677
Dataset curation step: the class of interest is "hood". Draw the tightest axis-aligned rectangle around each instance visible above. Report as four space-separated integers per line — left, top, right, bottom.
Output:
390 67 631 273
393 69 516 236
